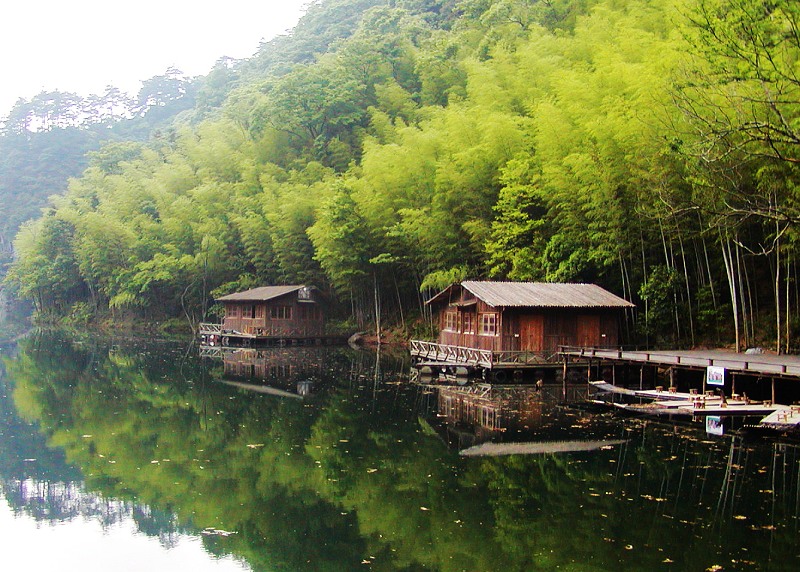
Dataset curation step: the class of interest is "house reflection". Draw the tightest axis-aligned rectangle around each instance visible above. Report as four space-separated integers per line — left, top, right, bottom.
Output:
433 383 596 450
436 385 544 448
200 345 330 398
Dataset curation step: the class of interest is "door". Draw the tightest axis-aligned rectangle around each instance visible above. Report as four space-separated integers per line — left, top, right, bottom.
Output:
576 315 601 348
519 315 544 352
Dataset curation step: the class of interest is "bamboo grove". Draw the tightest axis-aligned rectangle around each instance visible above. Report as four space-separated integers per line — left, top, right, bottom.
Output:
4 0 800 350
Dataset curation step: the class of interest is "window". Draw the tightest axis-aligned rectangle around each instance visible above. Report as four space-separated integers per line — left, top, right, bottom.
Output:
248 305 257 319
299 305 319 321
270 305 292 320
463 313 475 334
479 313 497 336
444 311 458 331
228 305 239 317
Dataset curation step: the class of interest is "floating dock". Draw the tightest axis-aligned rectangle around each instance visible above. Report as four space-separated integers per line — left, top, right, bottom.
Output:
590 379 800 432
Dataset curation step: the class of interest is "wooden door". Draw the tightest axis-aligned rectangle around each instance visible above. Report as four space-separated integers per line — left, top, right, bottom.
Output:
576 315 601 348
519 315 544 352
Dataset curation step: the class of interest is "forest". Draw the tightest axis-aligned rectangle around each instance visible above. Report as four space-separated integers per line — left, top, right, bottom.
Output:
2 0 800 351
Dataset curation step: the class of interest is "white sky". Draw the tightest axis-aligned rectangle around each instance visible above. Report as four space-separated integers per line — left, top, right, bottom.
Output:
0 0 311 119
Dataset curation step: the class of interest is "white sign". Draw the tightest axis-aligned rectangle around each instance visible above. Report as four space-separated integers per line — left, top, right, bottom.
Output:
706 416 724 436
706 365 726 387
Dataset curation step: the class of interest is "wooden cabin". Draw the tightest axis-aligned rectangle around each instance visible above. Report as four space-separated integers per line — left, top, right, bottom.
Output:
426 281 634 355
200 285 328 346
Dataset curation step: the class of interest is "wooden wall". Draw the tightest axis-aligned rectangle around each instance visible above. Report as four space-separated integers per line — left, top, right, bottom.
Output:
222 297 324 336
436 304 621 352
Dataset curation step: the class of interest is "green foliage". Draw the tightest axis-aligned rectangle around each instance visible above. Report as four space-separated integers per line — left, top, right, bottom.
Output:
6 0 800 347
638 265 680 344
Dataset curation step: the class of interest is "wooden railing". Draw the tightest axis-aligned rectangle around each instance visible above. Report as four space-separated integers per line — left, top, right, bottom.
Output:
199 323 222 334
410 340 557 368
199 346 225 358
410 340 493 367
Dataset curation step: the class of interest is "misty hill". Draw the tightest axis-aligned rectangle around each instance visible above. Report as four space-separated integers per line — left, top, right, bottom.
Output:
4 0 800 352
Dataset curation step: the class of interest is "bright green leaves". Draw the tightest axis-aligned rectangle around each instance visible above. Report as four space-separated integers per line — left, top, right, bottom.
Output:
308 183 373 296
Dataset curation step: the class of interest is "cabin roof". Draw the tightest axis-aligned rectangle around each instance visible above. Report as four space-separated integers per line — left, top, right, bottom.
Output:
216 285 309 303
428 281 634 309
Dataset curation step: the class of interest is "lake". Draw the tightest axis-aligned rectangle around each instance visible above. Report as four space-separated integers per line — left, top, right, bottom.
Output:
1 330 799 571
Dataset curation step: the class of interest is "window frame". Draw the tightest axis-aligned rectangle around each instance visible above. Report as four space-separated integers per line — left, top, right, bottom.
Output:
462 312 475 334
478 313 498 336
444 311 458 332
270 305 292 320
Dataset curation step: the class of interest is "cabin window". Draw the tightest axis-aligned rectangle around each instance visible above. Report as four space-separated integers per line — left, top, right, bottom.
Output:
228 305 239 317
255 305 265 319
463 313 475 334
479 313 498 336
298 305 319 321
248 305 257 319
444 311 458 331
270 305 292 320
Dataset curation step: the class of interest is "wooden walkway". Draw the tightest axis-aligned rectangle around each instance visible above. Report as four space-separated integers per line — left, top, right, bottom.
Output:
562 347 800 379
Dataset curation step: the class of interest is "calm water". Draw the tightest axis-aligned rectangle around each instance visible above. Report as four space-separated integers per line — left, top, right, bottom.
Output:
1 331 799 571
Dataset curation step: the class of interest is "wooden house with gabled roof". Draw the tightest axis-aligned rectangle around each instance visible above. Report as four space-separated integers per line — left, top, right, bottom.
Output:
411 281 634 376
199 285 340 347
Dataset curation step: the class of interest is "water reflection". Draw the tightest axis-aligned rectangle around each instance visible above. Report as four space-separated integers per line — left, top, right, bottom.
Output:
1 331 800 570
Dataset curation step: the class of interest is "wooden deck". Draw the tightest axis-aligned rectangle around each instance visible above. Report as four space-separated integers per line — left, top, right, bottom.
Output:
410 340 557 370
562 346 800 379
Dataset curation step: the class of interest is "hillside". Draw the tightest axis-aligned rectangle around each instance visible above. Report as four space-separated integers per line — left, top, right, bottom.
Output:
4 0 800 351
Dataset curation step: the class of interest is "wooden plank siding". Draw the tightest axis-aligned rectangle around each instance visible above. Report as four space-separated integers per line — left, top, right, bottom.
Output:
437 303 621 354
222 297 324 337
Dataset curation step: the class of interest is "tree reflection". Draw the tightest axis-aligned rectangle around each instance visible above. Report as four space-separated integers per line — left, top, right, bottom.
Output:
3 330 800 571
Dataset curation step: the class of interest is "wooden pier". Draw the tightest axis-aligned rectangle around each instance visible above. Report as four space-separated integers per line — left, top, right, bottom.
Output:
561 347 800 380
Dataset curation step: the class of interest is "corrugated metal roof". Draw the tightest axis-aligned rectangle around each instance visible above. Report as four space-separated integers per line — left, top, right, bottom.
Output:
216 285 305 302
431 281 634 308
